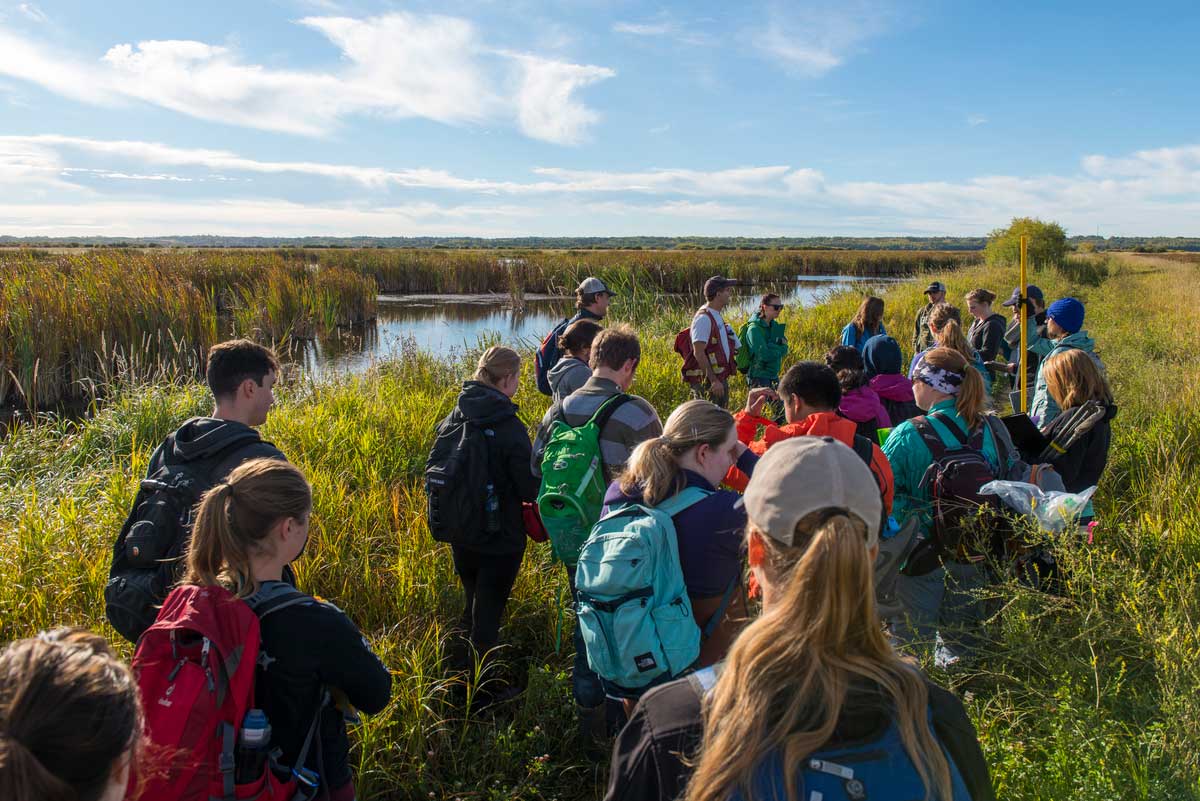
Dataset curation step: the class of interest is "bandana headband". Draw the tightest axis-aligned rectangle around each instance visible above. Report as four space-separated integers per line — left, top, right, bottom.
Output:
913 355 964 395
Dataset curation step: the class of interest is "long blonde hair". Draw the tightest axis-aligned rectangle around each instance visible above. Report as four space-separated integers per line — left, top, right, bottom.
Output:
686 512 953 801
1043 348 1112 410
928 303 976 363
184 458 312 598
920 347 988 428
473 346 521 386
618 400 733 506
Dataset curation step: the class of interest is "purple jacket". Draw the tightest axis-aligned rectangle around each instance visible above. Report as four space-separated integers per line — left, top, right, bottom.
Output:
839 385 891 432
602 450 757 598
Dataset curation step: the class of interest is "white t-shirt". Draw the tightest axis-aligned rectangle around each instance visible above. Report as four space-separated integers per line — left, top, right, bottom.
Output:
690 305 738 360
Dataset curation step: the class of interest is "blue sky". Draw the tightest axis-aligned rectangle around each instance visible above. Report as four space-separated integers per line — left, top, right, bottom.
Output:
0 0 1197 237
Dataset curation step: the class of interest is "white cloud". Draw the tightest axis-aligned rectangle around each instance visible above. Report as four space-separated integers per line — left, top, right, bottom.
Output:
612 21 674 36
967 114 988 127
0 13 614 144
750 1 895 77
17 3 48 23
509 55 616 145
3 134 1199 236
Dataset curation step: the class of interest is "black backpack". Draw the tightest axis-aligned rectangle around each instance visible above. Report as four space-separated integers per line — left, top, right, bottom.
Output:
910 412 1009 565
105 429 265 644
425 411 496 546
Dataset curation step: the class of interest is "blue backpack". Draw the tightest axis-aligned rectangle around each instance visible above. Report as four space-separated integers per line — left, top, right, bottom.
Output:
687 665 972 801
574 487 710 692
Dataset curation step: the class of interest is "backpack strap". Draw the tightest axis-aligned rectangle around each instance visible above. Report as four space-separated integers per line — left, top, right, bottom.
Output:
588 393 633 431
909 415 951 462
655 485 713 518
701 574 739 641
248 584 313 621
927 411 971 448
851 434 875 467
286 688 329 797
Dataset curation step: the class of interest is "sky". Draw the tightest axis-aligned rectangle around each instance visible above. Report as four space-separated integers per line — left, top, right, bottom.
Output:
0 0 1197 238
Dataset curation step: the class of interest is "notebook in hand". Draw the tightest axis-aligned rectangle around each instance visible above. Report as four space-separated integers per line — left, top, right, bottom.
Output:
1001 413 1050 458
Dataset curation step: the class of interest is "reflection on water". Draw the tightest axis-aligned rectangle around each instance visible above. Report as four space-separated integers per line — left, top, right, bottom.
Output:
299 276 901 376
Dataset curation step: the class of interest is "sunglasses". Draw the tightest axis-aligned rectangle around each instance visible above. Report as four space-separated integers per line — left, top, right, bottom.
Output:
765 304 784 310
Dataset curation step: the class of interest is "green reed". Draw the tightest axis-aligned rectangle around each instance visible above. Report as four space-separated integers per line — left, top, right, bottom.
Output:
2 254 1198 799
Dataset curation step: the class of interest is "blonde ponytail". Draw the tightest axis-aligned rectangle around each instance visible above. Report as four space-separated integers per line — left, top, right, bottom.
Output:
184 458 312 598
618 400 733 506
473 346 521 386
686 511 954 801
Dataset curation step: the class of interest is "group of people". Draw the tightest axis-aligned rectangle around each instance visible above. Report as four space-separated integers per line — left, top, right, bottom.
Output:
0 273 1117 801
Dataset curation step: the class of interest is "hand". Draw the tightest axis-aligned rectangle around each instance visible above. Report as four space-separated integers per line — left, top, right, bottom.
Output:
745 387 776 416
711 380 726 399
734 440 749 459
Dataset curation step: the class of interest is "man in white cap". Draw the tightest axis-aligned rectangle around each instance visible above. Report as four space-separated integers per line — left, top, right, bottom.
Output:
913 280 946 353
535 277 615 396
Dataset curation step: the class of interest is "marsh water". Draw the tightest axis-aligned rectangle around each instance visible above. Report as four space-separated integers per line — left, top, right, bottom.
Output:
298 275 902 376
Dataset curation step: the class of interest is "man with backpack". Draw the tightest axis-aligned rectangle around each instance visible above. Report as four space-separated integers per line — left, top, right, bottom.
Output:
104 339 287 644
914 280 947 353
676 276 740 408
535 277 614 396
531 324 661 745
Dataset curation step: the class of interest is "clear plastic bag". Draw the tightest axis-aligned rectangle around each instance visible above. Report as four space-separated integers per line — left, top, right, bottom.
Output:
979 480 1096 533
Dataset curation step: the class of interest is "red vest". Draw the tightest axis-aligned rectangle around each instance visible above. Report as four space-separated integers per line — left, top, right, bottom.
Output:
675 307 738 384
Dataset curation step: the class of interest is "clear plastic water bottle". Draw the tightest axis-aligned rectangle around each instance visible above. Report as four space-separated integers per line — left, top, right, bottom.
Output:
485 482 501 533
235 709 272 783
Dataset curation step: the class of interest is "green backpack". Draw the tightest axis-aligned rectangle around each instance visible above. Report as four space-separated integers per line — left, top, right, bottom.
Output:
734 319 753 375
537 394 633 566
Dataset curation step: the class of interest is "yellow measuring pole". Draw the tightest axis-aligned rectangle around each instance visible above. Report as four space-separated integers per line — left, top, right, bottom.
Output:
1018 235 1029 413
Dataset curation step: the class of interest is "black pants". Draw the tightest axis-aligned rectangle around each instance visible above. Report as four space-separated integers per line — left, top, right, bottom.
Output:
450 545 524 654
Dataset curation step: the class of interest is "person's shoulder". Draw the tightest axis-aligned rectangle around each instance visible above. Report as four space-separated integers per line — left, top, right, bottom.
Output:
634 675 705 737
613 395 660 425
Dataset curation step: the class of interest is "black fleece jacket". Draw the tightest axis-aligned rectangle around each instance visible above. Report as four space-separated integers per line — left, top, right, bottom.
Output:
450 381 542 554
1042 403 1118 492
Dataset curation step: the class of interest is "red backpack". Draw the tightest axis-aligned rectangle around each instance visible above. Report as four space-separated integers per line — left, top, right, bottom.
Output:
133 583 325 801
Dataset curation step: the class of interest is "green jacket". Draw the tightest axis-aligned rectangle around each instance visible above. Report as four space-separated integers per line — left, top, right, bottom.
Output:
882 399 1019 536
913 302 937 353
743 313 788 380
1026 329 1100 426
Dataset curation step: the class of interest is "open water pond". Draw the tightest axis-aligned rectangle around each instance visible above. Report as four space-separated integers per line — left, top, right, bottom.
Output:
298 275 902 376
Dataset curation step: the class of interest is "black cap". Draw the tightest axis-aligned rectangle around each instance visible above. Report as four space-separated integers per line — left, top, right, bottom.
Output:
923 280 946 294
1001 285 1043 307
703 275 737 299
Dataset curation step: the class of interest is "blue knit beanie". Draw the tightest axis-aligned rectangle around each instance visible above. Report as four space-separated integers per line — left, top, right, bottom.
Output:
1047 297 1085 334
862 334 902 377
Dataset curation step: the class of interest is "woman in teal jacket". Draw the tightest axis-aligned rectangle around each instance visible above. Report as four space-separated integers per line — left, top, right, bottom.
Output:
884 347 1023 668
1024 297 1102 426
743 294 789 387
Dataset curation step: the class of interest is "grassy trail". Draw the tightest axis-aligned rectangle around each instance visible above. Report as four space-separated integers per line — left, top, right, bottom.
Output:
1 254 1198 800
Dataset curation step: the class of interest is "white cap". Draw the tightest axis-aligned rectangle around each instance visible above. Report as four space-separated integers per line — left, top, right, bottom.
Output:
577 277 615 295
743 436 882 548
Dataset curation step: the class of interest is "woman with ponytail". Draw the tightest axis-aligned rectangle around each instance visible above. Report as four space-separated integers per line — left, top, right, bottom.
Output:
185 458 391 801
0 628 142 801
883 348 1023 668
605 437 992 801
604 396 768 667
910 303 989 382
437 346 542 703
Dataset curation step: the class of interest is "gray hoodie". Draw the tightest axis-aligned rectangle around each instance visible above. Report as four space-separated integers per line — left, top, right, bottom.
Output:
547 356 592 403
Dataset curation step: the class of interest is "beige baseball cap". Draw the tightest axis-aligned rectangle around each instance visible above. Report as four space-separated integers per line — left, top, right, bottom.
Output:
743 436 882 549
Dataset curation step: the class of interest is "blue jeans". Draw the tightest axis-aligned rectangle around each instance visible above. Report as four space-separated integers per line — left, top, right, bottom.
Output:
891 560 993 667
566 565 605 708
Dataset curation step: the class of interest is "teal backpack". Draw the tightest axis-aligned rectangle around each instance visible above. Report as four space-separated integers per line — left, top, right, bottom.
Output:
537 394 632 567
574 487 710 692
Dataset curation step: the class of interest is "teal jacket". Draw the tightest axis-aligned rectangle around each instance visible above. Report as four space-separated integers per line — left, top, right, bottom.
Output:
882 399 1019 536
743 314 788 380
1026 329 1100 425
